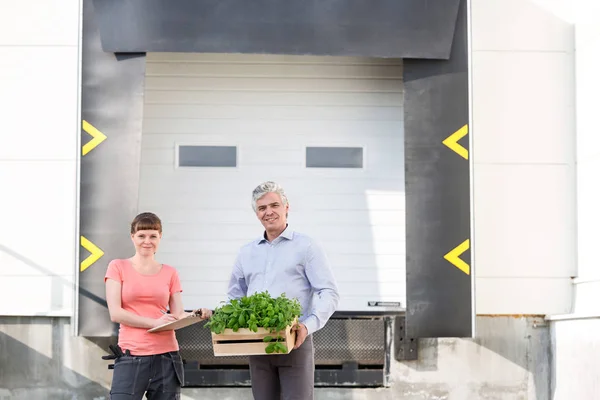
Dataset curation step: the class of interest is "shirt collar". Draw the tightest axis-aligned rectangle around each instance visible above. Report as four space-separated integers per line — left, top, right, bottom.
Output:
258 224 294 244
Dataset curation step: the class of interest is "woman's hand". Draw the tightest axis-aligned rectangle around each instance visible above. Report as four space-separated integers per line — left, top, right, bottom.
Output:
193 308 212 320
152 313 178 328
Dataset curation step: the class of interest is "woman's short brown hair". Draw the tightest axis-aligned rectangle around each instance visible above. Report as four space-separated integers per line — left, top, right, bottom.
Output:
130 212 162 234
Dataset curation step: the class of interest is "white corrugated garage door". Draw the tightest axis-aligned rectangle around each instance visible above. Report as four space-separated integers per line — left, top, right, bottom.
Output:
138 53 405 312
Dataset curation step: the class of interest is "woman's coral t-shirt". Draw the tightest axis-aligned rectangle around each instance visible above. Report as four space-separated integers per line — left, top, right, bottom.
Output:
104 259 182 355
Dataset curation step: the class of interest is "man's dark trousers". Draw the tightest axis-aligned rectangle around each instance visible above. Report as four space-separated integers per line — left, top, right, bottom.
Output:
249 335 315 400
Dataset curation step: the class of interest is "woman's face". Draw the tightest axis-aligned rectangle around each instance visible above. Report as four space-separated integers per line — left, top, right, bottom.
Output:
131 229 162 256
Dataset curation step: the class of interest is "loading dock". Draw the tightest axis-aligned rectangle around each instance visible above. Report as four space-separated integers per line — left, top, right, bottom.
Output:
78 0 473 387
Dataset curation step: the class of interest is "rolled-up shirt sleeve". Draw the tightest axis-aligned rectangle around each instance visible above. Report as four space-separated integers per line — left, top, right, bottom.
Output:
302 240 340 335
227 252 248 300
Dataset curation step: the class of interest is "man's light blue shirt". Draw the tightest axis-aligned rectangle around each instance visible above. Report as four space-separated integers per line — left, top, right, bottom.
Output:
227 227 339 335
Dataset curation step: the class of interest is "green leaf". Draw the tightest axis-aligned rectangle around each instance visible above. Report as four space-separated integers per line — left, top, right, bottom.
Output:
263 336 273 342
274 343 287 353
221 305 234 314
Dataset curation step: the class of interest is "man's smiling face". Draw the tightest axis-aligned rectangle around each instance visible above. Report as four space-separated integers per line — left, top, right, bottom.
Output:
256 192 289 233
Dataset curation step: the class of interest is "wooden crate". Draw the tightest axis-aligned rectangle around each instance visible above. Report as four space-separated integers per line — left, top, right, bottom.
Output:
211 321 297 356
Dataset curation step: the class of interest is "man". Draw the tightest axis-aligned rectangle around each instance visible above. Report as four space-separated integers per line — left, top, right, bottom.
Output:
227 181 340 400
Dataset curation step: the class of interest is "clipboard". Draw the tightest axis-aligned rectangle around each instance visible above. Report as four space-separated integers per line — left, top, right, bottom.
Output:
147 315 204 333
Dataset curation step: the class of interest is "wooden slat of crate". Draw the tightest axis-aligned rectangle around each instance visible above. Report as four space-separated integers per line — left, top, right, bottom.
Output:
212 327 274 341
211 322 297 357
213 342 285 356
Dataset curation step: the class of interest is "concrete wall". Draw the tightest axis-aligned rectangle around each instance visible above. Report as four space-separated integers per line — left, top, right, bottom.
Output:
0 316 550 400
0 0 81 317
0 317 110 400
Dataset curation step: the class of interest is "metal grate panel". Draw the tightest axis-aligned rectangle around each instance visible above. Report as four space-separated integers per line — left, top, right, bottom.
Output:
177 318 385 367
313 319 384 365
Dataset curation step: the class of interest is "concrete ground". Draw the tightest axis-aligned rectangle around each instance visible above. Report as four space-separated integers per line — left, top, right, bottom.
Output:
3 315 582 399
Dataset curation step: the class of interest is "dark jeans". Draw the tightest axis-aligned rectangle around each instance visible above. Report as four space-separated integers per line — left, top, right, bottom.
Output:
110 351 184 400
248 335 315 400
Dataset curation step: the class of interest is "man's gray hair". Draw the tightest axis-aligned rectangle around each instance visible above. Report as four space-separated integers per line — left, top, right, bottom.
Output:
251 181 289 212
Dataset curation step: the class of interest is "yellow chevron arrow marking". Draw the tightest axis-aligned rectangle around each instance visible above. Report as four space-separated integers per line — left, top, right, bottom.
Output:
444 239 470 275
82 120 107 156
80 236 104 272
442 124 468 160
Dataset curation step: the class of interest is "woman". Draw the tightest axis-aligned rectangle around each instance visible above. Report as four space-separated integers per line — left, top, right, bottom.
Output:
105 212 211 399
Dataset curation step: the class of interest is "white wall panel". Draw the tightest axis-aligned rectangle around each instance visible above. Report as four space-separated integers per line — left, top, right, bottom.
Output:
472 51 575 164
0 0 80 46
476 277 571 315
472 0 576 314
0 47 79 160
471 0 574 52
0 1 80 316
571 2 600 314
0 276 74 316
474 164 576 279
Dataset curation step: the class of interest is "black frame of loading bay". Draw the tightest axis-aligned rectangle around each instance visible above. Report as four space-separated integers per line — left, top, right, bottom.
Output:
177 145 365 169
